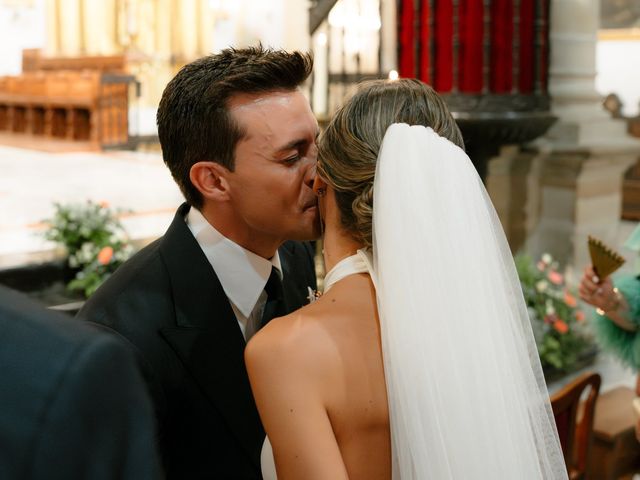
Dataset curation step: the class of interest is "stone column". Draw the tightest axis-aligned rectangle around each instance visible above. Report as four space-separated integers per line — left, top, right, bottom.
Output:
513 0 639 269
312 23 329 117
177 0 199 61
380 0 397 75
83 0 117 55
45 0 59 55
282 0 311 51
486 146 541 253
54 0 82 56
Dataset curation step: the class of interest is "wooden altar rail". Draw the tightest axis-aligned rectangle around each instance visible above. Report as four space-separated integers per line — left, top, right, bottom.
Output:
0 71 130 148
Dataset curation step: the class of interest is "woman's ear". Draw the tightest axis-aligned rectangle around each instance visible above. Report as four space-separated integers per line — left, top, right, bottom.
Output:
190 161 230 202
312 176 328 197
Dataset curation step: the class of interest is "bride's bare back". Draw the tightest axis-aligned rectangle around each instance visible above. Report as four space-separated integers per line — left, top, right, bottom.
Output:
245 272 391 480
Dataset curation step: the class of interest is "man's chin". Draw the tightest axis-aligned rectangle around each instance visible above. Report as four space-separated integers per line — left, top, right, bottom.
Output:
289 213 321 242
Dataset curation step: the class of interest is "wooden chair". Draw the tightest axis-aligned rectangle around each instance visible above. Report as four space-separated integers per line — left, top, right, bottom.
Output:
589 385 640 479
550 371 601 480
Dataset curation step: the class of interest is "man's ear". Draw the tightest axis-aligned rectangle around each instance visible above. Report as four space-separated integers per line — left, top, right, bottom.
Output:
190 161 231 201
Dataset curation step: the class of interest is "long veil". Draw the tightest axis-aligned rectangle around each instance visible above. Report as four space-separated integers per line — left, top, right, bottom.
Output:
371 124 567 479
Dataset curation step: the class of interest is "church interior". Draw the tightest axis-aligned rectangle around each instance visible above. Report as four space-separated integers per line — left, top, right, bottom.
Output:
2 0 640 477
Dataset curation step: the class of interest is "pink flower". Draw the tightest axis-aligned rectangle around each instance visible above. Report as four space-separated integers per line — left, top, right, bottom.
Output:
537 261 546 272
553 320 569 334
564 291 577 308
544 314 557 324
99 200 110 208
97 246 114 265
575 311 586 323
548 271 564 285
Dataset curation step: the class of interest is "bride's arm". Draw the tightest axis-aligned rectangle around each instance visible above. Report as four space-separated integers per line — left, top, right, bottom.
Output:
245 315 349 480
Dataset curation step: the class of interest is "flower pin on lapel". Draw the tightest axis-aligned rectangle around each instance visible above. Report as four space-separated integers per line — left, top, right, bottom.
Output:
307 286 322 304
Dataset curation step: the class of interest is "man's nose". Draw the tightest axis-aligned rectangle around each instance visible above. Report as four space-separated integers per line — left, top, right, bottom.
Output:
304 158 317 188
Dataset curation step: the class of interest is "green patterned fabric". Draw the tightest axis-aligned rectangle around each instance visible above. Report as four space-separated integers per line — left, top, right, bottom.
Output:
624 224 640 252
590 274 640 371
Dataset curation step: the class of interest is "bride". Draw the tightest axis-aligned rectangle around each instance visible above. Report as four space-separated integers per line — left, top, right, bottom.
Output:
245 78 567 479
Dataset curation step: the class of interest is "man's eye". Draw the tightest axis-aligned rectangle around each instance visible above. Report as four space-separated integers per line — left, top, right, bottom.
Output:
284 154 300 164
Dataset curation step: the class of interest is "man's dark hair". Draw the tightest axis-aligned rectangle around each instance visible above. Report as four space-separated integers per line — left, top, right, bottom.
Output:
157 45 313 209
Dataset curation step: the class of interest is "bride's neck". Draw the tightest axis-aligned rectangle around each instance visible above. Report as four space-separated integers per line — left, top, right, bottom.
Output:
322 223 364 273
319 185 365 273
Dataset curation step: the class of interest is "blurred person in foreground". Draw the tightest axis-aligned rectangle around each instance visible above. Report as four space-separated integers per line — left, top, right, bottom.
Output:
0 286 160 479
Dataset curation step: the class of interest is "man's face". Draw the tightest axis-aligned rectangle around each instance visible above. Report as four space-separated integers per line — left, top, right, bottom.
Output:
225 89 320 247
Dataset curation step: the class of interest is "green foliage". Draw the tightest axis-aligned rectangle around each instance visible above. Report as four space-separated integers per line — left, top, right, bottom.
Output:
515 253 595 372
44 200 134 298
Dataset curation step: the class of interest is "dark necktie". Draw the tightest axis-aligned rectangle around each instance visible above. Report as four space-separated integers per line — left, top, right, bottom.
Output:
260 267 285 327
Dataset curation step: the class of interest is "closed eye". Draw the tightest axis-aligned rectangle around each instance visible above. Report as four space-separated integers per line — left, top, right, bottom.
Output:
283 154 300 164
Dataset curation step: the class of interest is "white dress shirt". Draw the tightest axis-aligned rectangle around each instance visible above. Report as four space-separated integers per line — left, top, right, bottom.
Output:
186 208 282 341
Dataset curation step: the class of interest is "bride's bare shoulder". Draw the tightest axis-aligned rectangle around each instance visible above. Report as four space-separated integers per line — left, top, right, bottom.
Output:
244 301 339 379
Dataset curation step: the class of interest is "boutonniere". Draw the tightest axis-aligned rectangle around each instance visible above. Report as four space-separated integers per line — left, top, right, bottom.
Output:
307 286 322 304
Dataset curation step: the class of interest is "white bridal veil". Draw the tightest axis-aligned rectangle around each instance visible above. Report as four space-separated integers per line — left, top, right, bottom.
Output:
371 124 567 479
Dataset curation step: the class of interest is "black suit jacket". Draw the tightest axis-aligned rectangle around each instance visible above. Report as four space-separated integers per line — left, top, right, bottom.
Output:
0 286 160 480
78 203 317 479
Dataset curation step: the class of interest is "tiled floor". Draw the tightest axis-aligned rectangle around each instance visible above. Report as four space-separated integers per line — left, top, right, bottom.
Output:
0 143 183 268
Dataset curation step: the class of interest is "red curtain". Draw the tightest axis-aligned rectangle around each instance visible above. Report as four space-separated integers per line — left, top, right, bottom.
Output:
433 0 453 91
519 0 535 93
419 0 431 83
399 0 416 78
397 0 545 95
490 0 514 92
458 0 484 92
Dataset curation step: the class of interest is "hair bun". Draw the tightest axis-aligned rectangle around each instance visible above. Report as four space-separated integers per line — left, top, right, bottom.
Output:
351 182 374 248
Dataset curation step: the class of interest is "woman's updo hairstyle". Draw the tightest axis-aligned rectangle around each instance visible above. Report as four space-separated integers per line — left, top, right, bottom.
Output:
317 78 464 248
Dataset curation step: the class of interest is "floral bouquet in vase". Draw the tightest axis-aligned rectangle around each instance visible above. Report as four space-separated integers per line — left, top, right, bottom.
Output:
44 200 135 298
515 253 596 376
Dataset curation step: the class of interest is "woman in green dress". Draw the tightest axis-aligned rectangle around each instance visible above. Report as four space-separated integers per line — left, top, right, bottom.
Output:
579 266 640 370
579 265 640 439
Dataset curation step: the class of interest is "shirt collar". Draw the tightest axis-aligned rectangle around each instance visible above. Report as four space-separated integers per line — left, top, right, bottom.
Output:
186 207 282 318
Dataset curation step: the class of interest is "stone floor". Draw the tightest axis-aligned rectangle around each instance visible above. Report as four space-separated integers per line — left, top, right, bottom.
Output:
0 143 183 269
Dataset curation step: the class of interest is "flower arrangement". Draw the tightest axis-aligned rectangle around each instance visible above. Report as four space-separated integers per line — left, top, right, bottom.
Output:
44 200 134 298
515 253 595 374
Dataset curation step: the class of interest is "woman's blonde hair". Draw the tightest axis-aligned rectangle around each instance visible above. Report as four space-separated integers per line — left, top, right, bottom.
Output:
317 78 464 247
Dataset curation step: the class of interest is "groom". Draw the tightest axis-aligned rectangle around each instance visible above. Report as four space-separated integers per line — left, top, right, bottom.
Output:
78 46 319 478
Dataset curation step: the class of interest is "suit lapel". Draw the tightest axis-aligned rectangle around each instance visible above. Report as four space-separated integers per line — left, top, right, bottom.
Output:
279 241 315 315
157 204 264 470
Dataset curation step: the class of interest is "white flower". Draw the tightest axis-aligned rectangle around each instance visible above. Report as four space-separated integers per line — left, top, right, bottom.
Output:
307 286 321 304
545 299 556 315
536 280 548 293
541 253 553 265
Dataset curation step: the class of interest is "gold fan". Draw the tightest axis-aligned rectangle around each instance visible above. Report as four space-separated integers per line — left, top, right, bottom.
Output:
588 235 625 279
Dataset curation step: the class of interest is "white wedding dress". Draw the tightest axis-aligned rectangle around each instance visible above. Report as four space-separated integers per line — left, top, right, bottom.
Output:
259 124 567 480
